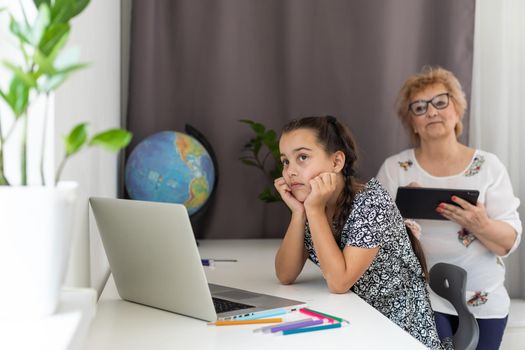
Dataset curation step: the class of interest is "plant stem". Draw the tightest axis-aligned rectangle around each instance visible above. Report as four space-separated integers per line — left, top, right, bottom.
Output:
260 151 276 182
21 113 27 185
0 111 9 185
4 121 17 142
39 93 50 186
55 155 68 186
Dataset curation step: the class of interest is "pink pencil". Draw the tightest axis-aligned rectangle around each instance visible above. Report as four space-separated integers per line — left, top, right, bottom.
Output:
299 308 335 323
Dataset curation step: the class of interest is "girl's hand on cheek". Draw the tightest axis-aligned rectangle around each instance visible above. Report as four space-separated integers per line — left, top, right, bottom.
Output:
274 177 304 214
304 172 337 212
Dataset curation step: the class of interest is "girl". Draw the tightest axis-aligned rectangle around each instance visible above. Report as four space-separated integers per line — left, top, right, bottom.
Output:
274 116 448 349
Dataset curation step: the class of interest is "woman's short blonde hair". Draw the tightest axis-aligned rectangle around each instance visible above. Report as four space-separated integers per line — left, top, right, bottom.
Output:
396 66 467 145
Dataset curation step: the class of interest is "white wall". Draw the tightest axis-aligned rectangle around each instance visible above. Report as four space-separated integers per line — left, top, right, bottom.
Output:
55 0 121 292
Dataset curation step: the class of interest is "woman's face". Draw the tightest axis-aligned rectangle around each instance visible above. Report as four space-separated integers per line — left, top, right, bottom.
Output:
409 83 460 143
279 128 337 202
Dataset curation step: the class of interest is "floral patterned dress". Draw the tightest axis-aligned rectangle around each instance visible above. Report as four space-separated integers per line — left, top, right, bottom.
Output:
304 178 450 349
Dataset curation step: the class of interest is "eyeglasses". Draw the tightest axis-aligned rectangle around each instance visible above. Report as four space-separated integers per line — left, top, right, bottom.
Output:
408 92 451 116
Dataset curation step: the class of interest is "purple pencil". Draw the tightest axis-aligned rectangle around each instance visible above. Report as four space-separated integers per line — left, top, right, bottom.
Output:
270 319 324 333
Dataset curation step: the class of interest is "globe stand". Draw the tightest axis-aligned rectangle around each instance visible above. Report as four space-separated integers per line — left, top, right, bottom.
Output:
185 124 219 241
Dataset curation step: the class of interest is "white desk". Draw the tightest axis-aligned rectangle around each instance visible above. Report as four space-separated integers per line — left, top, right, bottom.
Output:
83 239 426 349
1 287 96 350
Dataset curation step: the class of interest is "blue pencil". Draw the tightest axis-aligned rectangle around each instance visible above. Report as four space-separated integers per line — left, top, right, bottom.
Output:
235 308 287 320
282 322 342 335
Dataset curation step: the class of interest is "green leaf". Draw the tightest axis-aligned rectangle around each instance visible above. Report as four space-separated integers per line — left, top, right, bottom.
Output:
33 0 52 8
43 25 70 62
57 62 88 75
31 4 51 46
269 142 281 160
252 122 265 135
36 63 88 93
240 158 258 167
252 138 262 157
239 119 265 136
39 23 70 56
64 122 89 156
258 188 281 203
89 129 132 151
270 166 283 180
263 129 277 143
34 49 57 75
0 77 30 117
9 15 32 44
51 0 90 24
239 119 255 126
262 130 280 159
37 73 67 92
3 62 37 88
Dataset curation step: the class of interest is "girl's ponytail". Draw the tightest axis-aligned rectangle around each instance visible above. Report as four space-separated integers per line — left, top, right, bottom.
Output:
405 223 429 281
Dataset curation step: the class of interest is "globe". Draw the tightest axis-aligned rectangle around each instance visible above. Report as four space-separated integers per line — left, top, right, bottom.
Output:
125 131 215 215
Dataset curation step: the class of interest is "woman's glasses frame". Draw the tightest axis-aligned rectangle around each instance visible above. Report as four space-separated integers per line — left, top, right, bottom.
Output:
408 92 452 116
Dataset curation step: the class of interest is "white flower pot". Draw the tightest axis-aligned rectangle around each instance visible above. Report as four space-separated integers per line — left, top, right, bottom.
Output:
0 182 78 318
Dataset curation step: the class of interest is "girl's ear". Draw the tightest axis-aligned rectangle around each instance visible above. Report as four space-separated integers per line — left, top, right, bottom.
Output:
333 151 346 173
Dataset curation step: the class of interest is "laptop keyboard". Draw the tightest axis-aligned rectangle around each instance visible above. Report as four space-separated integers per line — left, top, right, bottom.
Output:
212 297 254 313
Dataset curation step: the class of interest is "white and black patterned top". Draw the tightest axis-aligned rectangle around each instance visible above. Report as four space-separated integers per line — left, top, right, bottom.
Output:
304 178 449 349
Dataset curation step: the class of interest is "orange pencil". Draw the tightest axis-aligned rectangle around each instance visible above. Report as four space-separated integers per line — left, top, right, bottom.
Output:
208 318 283 326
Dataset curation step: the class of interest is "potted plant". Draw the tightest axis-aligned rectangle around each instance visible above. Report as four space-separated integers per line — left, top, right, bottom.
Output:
0 0 131 317
239 119 282 202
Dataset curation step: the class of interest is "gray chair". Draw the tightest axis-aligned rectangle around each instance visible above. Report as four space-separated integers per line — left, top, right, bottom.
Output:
429 263 480 350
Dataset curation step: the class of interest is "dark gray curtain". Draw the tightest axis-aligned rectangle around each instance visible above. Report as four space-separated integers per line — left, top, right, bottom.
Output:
126 0 475 239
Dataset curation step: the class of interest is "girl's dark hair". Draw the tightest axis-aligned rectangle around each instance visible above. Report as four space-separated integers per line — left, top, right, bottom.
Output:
281 115 363 237
282 115 428 279
406 226 429 281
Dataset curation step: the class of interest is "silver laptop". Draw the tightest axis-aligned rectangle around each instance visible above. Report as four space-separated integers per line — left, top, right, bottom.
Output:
89 197 305 322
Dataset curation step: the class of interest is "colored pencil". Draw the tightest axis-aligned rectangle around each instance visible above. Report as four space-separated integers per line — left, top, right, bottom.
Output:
270 319 323 333
305 307 349 323
208 318 283 326
299 308 335 323
282 322 342 335
300 307 349 324
253 318 313 333
236 308 287 320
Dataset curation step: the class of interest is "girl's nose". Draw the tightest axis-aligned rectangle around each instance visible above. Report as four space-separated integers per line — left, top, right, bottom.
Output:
286 166 297 177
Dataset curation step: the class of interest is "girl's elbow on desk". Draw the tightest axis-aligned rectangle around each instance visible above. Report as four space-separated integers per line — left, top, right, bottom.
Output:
326 279 352 294
275 271 298 285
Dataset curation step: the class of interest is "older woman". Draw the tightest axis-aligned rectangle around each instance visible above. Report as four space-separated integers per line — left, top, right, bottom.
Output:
377 67 522 350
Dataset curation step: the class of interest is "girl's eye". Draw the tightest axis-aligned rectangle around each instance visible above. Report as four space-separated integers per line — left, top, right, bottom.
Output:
281 159 289 166
298 154 308 161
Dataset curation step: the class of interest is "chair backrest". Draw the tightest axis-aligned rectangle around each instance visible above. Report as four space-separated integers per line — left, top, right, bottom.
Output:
429 263 479 350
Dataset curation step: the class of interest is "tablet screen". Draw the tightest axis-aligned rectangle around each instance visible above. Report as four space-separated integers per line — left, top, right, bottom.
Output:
395 187 479 220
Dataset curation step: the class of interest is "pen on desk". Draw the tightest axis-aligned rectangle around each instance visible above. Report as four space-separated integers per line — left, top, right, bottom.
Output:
253 318 313 333
282 322 342 335
235 308 287 320
208 318 283 326
201 259 238 266
300 307 349 324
